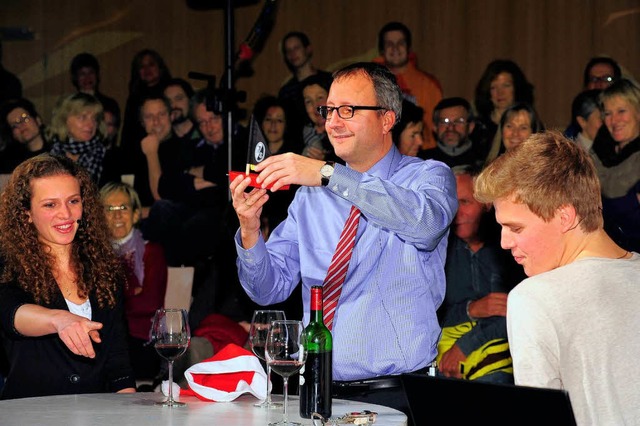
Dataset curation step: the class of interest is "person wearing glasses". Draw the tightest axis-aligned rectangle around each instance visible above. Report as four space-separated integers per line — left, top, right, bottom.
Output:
0 98 51 174
420 97 486 169
230 62 456 420
100 181 167 383
565 56 622 139
583 56 621 91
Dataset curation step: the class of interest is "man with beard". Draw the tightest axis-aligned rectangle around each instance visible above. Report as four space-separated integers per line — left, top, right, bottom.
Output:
164 78 200 142
139 90 234 268
420 97 486 169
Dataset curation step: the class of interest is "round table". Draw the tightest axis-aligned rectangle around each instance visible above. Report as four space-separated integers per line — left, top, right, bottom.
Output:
0 393 407 425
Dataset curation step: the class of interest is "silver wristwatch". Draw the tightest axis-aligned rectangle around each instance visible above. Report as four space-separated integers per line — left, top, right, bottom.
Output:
320 161 335 186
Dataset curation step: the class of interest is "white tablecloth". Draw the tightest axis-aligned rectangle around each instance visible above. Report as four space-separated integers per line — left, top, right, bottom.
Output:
0 393 407 425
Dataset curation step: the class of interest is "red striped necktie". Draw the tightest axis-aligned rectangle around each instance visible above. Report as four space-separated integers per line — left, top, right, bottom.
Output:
323 205 361 331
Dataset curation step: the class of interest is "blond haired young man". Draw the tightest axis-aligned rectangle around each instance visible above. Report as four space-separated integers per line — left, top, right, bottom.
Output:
474 131 640 425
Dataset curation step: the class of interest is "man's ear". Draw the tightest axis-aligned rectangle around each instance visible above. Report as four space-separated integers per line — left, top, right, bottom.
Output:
382 110 397 134
558 204 579 233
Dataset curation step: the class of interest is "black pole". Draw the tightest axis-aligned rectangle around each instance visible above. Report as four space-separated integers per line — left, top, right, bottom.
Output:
224 0 234 201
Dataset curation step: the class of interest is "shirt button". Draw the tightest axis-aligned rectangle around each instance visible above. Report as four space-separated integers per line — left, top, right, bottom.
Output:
69 374 80 384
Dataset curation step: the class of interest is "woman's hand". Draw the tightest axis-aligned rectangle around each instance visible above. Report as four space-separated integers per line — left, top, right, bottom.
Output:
53 310 104 358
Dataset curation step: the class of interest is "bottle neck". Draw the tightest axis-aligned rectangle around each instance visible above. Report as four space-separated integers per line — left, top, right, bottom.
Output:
310 288 324 324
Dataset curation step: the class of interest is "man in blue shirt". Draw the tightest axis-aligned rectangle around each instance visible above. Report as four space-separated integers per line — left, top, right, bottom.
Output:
230 62 457 419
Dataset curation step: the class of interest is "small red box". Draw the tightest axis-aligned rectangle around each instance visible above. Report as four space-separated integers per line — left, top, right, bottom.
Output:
228 170 290 191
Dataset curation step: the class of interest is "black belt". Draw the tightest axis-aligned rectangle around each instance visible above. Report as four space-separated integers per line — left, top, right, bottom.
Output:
332 366 430 397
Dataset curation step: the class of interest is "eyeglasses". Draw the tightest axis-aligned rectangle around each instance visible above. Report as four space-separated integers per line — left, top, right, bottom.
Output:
10 113 32 129
317 105 386 120
105 204 131 214
588 75 615 84
437 117 469 127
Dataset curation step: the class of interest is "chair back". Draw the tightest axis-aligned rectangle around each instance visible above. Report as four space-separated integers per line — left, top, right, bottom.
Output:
164 266 195 311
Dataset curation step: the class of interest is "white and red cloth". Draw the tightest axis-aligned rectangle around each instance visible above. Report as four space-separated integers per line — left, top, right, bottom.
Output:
161 343 267 402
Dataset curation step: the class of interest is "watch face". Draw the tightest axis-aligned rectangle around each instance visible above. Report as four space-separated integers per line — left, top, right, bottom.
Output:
321 164 334 177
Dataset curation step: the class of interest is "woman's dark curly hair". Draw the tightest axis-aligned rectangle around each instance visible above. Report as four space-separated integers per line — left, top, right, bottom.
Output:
0 154 123 308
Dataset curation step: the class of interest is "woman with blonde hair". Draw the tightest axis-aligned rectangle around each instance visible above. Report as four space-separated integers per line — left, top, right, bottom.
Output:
590 78 640 252
48 92 111 184
0 154 136 399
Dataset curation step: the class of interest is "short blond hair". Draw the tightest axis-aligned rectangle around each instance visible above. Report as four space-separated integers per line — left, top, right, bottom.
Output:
48 92 106 141
474 131 603 232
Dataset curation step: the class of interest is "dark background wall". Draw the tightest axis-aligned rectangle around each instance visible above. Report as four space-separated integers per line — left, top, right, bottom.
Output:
2 0 639 132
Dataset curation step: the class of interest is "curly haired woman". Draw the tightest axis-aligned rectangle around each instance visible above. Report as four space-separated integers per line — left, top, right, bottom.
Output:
0 154 136 399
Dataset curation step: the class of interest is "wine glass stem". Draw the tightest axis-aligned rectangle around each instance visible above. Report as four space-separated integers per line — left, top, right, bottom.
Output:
266 364 272 404
167 360 174 403
282 376 289 423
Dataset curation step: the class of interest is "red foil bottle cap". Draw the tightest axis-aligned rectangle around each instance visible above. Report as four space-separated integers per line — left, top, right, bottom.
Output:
311 286 323 310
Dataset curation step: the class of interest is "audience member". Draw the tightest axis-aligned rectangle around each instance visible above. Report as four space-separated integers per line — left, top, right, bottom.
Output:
436 165 520 384
120 49 172 159
102 102 121 149
163 77 200 142
97 100 129 188
48 92 120 186
473 59 535 163
0 98 51 173
140 89 243 268
300 73 339 162
374 21 442 150
564 56 620 139
496 102 544 156
252 95 302 238
391 99 424 157
420 97 485 168
277 31 333 135
590 78 640 252
230 62 457 418
69 52 120 125
474 131 640 426
134 95 174 206
583 56 622 91
568 89 602 152
0 154 136 399
100 181 167 382
162 88 250 331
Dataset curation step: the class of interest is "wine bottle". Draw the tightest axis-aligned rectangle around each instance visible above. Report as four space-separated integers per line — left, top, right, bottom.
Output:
299 285 333 419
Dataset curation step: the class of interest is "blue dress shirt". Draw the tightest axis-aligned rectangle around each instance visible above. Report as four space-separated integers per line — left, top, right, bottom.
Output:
236 145 457 380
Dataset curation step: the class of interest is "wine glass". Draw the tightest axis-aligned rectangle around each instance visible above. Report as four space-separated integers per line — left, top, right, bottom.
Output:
249 309 286 408
265 319 306 426
152 308 190 407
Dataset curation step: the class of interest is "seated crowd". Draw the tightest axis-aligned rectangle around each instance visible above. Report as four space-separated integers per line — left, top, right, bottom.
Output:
0 22 638 426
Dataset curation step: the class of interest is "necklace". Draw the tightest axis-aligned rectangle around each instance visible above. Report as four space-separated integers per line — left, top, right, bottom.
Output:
616 251 629 259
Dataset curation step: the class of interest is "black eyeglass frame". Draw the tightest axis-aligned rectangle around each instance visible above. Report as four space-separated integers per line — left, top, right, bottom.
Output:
317 105 387 120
